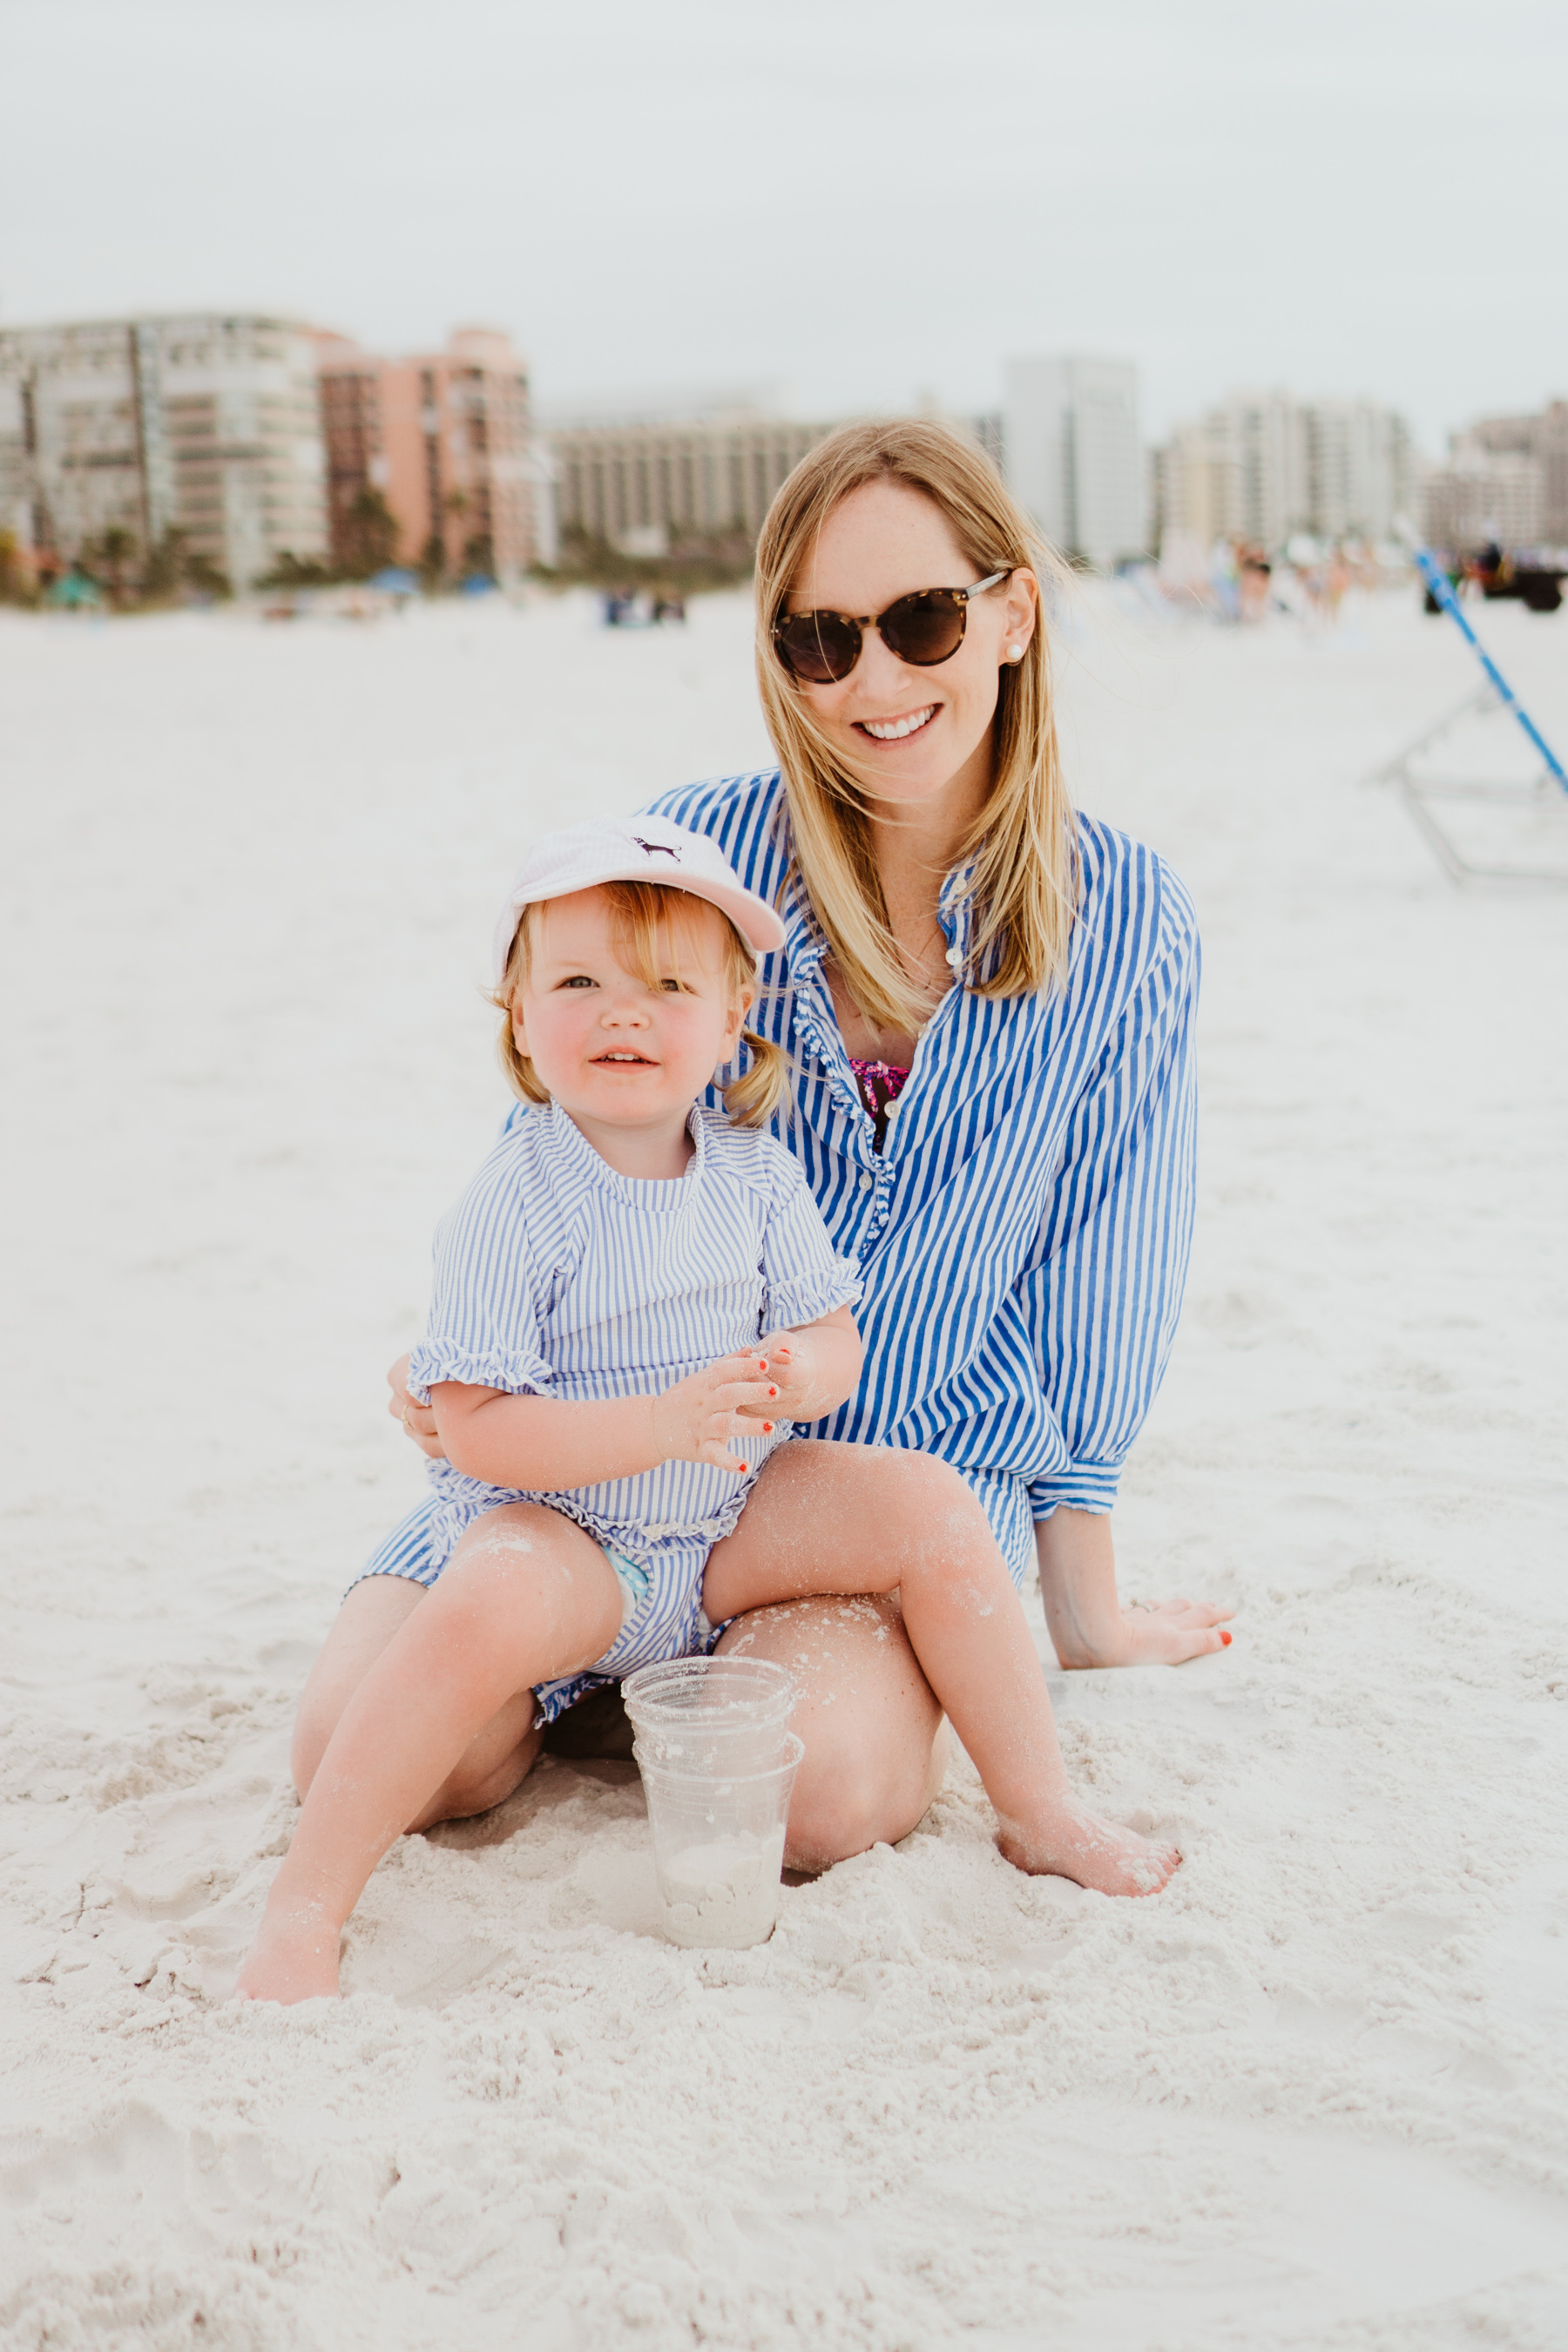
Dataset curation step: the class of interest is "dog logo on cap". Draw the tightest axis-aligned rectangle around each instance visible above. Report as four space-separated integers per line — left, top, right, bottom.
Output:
633 837 680 861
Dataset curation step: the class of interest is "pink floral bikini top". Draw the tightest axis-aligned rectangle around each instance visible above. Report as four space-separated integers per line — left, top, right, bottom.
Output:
848 1058 910 1146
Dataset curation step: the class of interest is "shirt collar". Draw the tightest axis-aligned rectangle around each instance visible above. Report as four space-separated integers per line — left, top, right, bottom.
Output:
539 1098 706 1208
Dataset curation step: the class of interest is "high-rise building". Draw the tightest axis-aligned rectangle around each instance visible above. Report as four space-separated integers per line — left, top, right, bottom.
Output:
1003 356 1145 567
1154 391 1415 552
1422 440 1544 553
544 395 838 556
315 327 538 581
1306 402 1416 544
0 314 327 588
1422 400 1568 550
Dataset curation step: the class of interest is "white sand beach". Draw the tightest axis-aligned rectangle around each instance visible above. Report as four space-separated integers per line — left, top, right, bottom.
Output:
3 583 1566 2349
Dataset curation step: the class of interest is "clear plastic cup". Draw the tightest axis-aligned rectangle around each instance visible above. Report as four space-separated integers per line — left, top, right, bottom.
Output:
633 1733 805 1950
622 1656 795 1776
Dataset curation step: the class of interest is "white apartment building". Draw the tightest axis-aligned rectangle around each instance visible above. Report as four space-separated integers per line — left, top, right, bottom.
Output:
0 314 328 588
544 395 838 554
1155 391 1415 552
1003 355 1145 568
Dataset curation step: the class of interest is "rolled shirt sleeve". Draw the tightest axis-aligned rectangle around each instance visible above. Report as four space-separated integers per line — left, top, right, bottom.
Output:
1025 889 1200 1519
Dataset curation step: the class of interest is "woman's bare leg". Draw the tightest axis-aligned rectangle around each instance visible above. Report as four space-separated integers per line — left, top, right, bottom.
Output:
715 1593 949 1872
704 1444 1179 1897
238 1504 622 2004
292 1573 544 1828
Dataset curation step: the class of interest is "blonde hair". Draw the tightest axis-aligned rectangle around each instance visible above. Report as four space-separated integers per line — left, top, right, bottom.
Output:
754 417 1079 1038
491 879 790 1126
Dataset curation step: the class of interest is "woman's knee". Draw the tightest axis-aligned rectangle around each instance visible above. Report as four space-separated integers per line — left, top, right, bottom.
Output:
786 1718 948 1871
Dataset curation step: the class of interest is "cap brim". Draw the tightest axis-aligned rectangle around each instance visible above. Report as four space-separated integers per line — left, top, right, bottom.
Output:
491 862 786 986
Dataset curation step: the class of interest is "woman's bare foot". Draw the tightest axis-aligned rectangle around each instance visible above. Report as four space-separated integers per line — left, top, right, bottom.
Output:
233 1898 343 2004
997 1795 1180 1897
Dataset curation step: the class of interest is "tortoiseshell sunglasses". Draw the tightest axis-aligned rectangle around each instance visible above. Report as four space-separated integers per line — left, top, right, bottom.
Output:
772 569 1011 684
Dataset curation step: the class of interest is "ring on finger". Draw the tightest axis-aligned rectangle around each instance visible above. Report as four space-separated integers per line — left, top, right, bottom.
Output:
402 1403 416 1432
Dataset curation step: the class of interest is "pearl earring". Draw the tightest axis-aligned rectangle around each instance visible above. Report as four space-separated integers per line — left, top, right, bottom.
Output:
1006 644 1024 663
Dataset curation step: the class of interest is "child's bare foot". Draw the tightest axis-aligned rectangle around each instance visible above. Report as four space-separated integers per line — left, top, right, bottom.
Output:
233 1899 343 2004
997 1795 1180 1897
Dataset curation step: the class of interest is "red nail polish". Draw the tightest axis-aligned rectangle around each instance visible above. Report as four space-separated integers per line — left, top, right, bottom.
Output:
1220 1630 1233 1646
762 1422 774 1433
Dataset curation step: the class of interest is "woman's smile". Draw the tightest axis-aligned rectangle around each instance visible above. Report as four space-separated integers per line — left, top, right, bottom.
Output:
856 703 938 743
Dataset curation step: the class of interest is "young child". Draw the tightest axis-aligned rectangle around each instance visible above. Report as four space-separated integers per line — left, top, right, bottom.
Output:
237 817 1178 2004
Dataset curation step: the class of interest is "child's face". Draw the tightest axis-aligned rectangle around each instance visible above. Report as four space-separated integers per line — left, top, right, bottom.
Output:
512 888 749 1132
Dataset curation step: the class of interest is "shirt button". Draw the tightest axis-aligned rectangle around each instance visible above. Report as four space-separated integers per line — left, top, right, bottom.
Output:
858 1173 873 1192
944 948 962 967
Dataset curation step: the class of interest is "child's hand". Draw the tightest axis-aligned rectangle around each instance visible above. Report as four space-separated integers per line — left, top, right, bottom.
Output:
651 1352 780 1474
735 1331 795 1421
738 1311 861 1423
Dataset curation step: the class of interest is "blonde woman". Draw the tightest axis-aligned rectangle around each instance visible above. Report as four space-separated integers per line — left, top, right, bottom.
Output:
351 419 1231 1876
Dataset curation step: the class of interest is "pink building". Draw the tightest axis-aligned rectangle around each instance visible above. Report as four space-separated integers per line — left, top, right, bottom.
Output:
316 327 536 580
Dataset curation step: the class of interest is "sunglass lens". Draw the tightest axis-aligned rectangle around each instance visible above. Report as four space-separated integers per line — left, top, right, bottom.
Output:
776 612 860 683
880 590 965 666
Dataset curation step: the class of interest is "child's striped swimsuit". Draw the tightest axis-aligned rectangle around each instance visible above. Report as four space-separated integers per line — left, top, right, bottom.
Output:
394 1101 860 1721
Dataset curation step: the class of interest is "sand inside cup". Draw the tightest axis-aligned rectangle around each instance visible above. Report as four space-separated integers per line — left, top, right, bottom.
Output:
656 1828 790 1948
634 1734 804 1950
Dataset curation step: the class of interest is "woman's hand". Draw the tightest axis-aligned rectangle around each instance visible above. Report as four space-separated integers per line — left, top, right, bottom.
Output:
1113 1594 1234 1666
1037 1508 1233 1668
387 1353 446 1462
651 1352 779 1475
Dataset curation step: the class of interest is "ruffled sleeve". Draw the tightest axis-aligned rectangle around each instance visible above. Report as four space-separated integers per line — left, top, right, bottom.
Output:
758 1143 862 1333
406 1338 556 1404
405 1141 558 1405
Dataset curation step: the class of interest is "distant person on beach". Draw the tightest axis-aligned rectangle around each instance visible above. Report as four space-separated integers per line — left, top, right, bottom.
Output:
1238 544 1272 623
287 419 1227 1946
236 818 1182 2001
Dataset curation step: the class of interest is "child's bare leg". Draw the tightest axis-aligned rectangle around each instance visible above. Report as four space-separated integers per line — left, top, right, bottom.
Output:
236 1504 622 2004
291 1575 542 1827
703 1445 1179 1898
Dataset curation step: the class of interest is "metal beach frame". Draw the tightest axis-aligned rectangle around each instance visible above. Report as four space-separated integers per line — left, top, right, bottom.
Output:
1367 529 1568 887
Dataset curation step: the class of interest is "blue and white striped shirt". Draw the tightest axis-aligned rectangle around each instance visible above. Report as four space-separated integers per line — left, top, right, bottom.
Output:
362 770 1199 1599
409 1097 859 1570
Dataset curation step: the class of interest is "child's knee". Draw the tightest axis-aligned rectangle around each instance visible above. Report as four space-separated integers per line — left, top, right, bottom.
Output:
876 1451 990 1549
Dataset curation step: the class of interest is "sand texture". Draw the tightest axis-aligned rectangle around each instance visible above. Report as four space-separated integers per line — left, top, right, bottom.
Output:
3 586 1567 2349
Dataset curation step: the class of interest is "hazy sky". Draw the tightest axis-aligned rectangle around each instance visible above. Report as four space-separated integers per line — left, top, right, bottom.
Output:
4 0 1565 448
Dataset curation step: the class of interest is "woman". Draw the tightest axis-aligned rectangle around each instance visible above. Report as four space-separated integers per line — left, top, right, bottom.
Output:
317 418 1230 1869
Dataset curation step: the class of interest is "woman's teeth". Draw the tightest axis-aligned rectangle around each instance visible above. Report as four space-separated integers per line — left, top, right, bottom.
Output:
862 706 936 741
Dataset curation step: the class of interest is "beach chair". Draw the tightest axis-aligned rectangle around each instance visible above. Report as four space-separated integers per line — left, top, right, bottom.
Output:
1367 528 1568 887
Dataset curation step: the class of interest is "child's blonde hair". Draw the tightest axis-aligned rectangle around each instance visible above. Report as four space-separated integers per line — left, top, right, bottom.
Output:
490 878 791 1127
